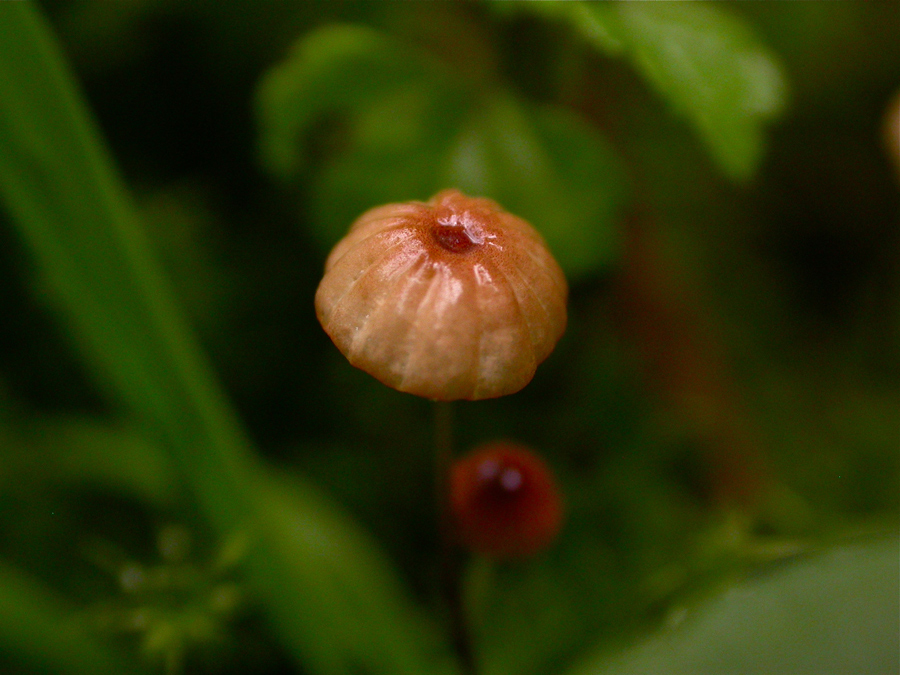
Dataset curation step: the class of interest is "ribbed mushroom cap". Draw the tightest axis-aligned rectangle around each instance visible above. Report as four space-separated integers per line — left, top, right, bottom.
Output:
315 189 567 401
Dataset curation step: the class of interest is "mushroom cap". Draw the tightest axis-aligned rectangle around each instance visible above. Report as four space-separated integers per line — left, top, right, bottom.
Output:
886 88 900 177
449 441 564 559
315 189 568 400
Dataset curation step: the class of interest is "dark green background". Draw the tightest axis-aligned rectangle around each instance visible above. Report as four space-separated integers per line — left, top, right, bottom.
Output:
0 2 897 675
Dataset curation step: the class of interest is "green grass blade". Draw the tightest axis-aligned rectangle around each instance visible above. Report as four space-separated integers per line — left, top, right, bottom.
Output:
0 3 250 485
0 6 449 675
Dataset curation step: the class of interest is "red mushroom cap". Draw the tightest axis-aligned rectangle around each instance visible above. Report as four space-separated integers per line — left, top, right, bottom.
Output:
450 442 563 559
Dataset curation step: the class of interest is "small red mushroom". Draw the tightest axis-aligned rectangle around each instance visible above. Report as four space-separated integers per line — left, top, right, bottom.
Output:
449 442 563 560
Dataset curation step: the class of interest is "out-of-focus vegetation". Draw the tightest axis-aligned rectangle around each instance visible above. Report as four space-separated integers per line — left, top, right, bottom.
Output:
0 2 897 674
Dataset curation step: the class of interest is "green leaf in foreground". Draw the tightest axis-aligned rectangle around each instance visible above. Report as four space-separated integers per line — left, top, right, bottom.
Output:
0 6 448 675
567 537 900 675
0 0 239 462
517 2 788 181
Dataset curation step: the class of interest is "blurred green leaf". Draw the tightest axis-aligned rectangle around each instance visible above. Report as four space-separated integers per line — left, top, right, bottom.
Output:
0 561 142 675
466 554 600 675
0 6 449 675
512 2 787 181
257 22 626 278
308 74 470 252
0 1 242 463
567 537 900 675
258 23 473 251
256 23 458 179
17 417 179 506
246 469 452 675
442 95 625 279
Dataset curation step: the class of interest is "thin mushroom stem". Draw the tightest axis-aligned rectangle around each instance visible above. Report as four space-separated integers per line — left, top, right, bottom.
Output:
434 400 477 675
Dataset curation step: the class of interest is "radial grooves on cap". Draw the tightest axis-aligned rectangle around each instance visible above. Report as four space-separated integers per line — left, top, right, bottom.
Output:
471 268 488 399
327 220 412 273
348 211 416 240
342 204 421 243
318 191 567 401
515 266 558 365
397 265 445 394
439 263 480 399
502 237 564 351
346 249 427 360
471 273 523 400
450 266 481 399
321 230 417 324
522 245 567 302
383 257 439 385
494 264 539 376
351 253 434 385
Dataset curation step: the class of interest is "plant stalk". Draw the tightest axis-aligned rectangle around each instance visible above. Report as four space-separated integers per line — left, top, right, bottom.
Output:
434 400 476 675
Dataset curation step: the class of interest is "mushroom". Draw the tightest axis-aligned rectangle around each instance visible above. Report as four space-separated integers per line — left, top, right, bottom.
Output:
315 190 567 400
449 441 564 559
885 88 900 179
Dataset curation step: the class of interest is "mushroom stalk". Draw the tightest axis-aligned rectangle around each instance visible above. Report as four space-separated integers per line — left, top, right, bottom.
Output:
433 400 477 674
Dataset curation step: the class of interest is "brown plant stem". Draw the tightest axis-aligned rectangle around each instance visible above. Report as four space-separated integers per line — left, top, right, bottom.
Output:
434 400 477 675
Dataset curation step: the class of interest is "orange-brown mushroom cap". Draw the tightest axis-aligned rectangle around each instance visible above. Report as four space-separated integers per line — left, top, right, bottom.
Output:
885 88 900 178
315 190 568 400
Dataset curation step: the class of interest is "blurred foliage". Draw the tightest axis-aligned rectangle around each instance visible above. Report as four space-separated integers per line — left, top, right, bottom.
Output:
0 2 898 675
256 21 626 279
570 536 899 675
496 2 787 181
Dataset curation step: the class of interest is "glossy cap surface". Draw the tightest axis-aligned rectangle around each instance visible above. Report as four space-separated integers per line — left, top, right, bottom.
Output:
315 190 567 400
